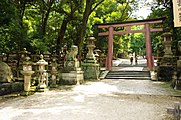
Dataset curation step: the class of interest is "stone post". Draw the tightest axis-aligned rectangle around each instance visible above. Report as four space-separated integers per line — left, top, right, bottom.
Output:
21 57 34 92
82 36 100 80
36 54 48 91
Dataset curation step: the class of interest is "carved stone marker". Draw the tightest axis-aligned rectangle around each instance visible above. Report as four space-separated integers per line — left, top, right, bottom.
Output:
167 102 181 120
0 62 13 83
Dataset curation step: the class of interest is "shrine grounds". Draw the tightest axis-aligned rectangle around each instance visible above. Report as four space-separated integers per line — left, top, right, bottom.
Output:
0 59 181 120
1 79 181 120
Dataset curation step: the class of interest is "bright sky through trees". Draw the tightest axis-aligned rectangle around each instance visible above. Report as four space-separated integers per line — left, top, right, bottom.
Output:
133 0 154 19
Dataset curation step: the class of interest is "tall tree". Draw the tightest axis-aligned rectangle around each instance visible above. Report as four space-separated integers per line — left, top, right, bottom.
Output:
41 0 55 36
76 0 104 59
55 0 82 54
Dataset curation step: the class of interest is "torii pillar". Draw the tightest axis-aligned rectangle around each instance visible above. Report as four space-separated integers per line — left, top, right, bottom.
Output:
145 23 154 70
107 26 114 71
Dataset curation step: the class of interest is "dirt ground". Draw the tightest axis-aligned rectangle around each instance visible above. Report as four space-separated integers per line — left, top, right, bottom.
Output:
0 80 181 120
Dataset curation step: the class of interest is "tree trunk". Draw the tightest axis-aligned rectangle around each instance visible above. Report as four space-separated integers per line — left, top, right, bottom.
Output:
56 19 69 55
77 0 104 60
42 0 54 36
77 0 93 60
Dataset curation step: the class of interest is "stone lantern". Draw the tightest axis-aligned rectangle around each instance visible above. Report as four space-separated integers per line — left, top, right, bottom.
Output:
19 48 29 62
36 54 48 91
50 58 58 88
86 36 96 61
82 36 100 80
157 31 173 81
162 32 173 58
94 49 101 62
21 56 34 92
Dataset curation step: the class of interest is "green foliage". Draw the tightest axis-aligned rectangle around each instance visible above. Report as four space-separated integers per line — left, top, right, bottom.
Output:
0 0 23 53
129 33 145 56
147 0 176 57
0 0 142 59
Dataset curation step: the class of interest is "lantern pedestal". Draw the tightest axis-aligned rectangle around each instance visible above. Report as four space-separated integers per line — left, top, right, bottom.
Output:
21 71 34 92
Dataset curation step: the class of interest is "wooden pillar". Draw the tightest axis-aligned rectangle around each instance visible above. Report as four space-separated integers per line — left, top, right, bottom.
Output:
145 23 154 70
107 26 114 70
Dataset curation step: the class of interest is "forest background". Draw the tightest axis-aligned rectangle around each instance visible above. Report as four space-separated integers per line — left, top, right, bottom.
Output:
0 0 180 60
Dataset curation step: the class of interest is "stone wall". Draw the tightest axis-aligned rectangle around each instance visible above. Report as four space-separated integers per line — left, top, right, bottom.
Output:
0 82 23 95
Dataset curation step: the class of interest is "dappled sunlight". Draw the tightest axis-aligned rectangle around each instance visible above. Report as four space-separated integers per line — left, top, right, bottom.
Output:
0 104 85 120
112 59 122 66
114 67 144 71
121 91 136 94
71 94 85 102
73 82 119 95
0 106 26 120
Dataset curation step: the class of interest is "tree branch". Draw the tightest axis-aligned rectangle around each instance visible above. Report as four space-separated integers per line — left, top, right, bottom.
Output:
90 0 104 14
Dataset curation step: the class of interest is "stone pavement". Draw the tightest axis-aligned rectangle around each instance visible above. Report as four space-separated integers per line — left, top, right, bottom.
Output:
0 58 181 120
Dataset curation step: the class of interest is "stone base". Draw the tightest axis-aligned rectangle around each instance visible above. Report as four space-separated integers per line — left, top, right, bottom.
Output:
174 79 181 90
157 66 173 81
50 84 58 88
36 84 48 92
20 91 35 96
61 70 84 85
0 82 23 95
150 71 157 81
175 67 181 90
63 61 80 72
82 63 100 80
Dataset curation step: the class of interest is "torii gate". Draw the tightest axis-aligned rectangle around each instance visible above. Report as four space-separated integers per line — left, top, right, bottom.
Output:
95 18 164 71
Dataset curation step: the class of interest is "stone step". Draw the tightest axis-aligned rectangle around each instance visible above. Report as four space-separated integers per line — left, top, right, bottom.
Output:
107 74 150 77
105 71 150 80
105 76 151 80
108 71 150 75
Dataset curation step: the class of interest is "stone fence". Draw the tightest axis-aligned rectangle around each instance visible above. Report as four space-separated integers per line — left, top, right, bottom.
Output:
0 50 66 81
0 48 106 82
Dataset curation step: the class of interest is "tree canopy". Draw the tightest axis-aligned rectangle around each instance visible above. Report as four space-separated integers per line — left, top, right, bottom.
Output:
1 0 176 60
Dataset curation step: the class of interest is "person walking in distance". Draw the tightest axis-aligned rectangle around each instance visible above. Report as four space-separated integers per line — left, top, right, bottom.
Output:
130 55 133 65
135 56 138 65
